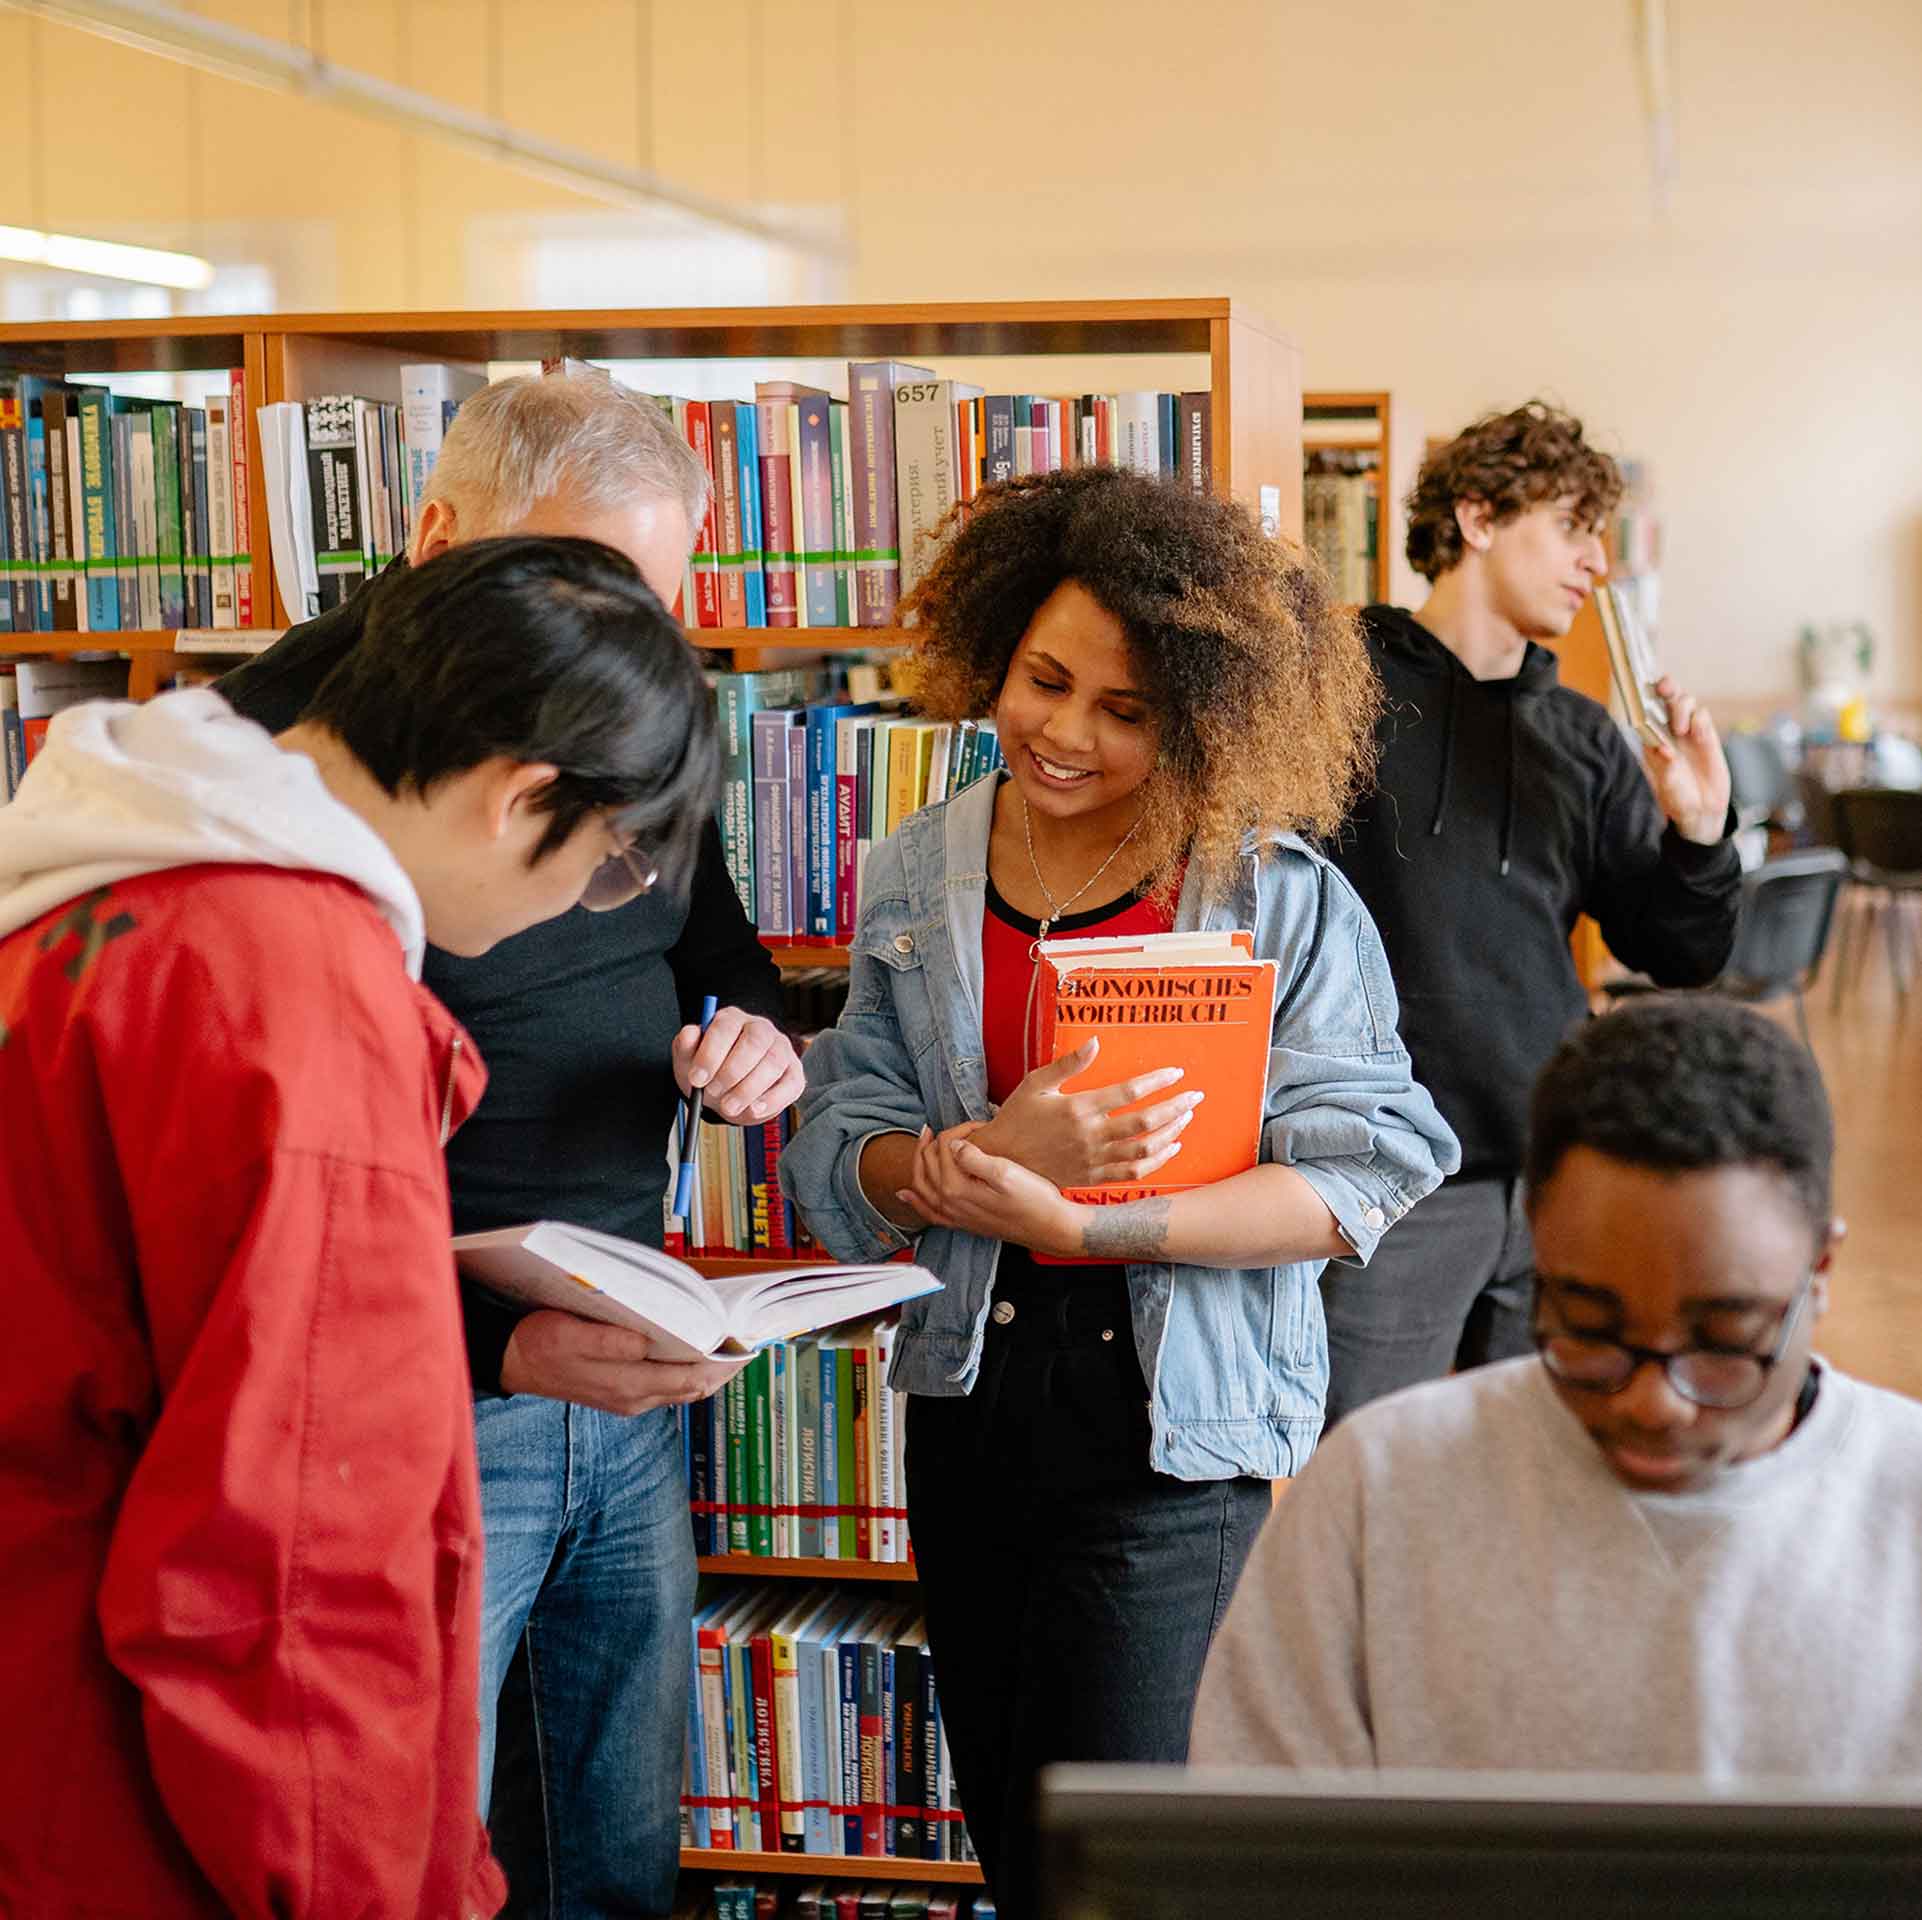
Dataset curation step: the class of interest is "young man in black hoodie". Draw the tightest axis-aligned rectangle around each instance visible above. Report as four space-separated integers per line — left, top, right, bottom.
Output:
1322 401 1739 1426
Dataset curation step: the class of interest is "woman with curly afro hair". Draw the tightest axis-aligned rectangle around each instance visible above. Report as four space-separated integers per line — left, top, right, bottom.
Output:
781 465 1457 1917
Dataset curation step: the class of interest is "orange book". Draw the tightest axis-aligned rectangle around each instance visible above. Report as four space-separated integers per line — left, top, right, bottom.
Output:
1034 928 1276 1210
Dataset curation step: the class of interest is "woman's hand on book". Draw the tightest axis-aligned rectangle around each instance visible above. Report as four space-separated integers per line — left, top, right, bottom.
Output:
895 1126 1083 1256
499 1310 748 1413
970 1037 1203 1187
1643 675 1732 845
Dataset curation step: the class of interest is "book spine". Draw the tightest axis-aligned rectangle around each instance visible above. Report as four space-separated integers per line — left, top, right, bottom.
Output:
687 1393 714 1555
710 1391 730 1556
747 1349 773 1556
726 1636 758 1850
834 1346 858 1562
1180 391 1212 496
770 1340 791 1556
187 407 212 628
748 1629 780 1851
152 403 185 629
851 1339 872 1561
724 1369 750 1554
711 400 748 628
129 411 161 629
204 396 237 627
874 1331 898 1563
920 1654 942 1860
108 410 137 632
984 394 1016 488
697 1630 734 1847
786 719 807 942
837 1632 863 1854
893 1640 922 1858
805 706 837 942
0 390 28 633
305 396 363 610
834 718 860 940
819 1341 841 1558
798 1628 831 1855
772 1622 807 1852
736 398 766 626
756 398 799 626
829 398 851 624
24 400 52 628
228 366 254 624
65 417 88 631
40 392 77 631
893 380 957 599
683 1616 711 1851
857 1633 883 1855
763 1116 797 1255
795 394 838 626
682 398 722 627
796 1340 823 1559
752 707 791 937
847 363 903 626
75 390 118 631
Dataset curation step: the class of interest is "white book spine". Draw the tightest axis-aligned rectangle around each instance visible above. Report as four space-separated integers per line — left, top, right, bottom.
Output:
205 398 236 628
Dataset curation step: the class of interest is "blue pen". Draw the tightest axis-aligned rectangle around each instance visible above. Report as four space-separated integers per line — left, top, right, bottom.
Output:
673 994 720 1222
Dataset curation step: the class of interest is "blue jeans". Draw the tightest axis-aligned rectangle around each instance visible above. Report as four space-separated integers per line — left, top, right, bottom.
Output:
1317 1172 1536 1429
474 1397 696 1919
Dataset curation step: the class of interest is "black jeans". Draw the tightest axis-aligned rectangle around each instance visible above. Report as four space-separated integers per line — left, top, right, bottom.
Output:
905 1265 1271 1920
1317 1172 1536 1430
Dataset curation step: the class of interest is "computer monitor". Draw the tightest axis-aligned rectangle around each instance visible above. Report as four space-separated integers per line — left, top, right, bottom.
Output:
1037 1765 1922 1919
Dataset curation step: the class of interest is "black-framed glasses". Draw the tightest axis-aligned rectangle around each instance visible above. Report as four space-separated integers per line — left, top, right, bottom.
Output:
579 811 659 913
1532 1269 1813 1411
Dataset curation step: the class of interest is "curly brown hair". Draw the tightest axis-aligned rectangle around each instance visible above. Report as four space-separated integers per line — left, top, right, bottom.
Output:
900 465 1379 904
1406 401 1622 582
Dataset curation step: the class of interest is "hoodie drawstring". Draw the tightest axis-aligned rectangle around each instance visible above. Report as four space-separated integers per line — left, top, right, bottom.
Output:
1427 667 1519 879
1498 704 1517 879
1427 670 1459 838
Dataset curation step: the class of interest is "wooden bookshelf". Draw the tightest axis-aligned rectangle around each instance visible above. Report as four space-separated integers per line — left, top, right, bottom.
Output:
696 1554 917 1583
682 1849 980 1886
0 304 1300 1899
1303 390 1420 608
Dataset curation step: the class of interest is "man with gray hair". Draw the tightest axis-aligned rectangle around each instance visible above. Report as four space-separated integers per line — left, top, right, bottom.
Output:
220 372 802 1917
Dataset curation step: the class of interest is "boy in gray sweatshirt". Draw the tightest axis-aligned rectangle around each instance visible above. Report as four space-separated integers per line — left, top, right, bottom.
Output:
1193 997 1922 1780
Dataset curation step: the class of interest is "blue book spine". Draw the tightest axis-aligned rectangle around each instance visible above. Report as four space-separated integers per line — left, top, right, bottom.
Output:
837 1632 864 1855
742 1117 769 1255
1157 392 1179 476
685 1398 713 1553
804 704 847 941
25 413 50 628
75 389 118 631
735 399 766 626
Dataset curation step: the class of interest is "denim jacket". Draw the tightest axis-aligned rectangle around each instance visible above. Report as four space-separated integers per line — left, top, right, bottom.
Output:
779 773 1460 1480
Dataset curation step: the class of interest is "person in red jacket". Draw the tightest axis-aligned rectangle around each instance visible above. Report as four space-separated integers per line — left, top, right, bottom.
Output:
0 535 717 1920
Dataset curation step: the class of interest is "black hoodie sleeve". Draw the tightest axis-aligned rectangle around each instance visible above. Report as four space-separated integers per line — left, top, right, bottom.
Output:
664 815 785 1028
1585 725 1741 987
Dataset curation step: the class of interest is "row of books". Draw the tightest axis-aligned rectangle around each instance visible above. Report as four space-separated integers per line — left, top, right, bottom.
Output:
1303 449 1379 606
256 364 484 619
697 1885 993 1919
677 368 1214 633
666 1107 812 1261
0 656 129 796
683 1322 910 1565
0 372 256 634
683 1582 972 1864
711 667 1003 943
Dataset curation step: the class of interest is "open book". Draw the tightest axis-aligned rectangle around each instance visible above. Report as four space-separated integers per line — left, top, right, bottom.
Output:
453 1222 939 1363
1593 583 1672 748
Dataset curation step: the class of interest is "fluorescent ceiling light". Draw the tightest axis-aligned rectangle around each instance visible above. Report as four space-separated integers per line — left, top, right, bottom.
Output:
0 222 214 290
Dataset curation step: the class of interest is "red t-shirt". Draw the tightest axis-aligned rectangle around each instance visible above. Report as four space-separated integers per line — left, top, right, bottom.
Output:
982 875 1177 1104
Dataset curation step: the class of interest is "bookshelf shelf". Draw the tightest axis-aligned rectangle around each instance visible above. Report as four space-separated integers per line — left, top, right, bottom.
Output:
682 1849 980 1886
761 943 851 970
689 627 913 653
695 1554 918 1583
0 630 277 656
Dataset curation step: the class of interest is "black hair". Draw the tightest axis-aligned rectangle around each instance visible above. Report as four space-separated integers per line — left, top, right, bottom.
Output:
1525 998 1833 1247
303 535 718 891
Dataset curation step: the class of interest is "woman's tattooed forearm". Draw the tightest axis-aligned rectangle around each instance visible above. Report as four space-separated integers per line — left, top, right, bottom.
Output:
1080 1196 1174 1260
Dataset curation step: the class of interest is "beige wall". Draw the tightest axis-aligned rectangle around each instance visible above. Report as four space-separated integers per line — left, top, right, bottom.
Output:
5 0 1918 707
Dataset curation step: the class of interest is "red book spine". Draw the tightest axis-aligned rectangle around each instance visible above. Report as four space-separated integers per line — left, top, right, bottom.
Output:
748 1629 781 1850
834 751 859 940
684 400 722 628
755 399 798 627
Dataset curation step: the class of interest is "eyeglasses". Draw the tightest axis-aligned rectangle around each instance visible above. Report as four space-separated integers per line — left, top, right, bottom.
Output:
1532 1269 1813 1411
579 811 659 913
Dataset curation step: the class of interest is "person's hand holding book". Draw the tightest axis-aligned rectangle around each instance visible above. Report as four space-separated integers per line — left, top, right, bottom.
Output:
968 1035 1203 1188
499 1312 748 1413
895 1127 1084 1256
1642 675 1732 845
